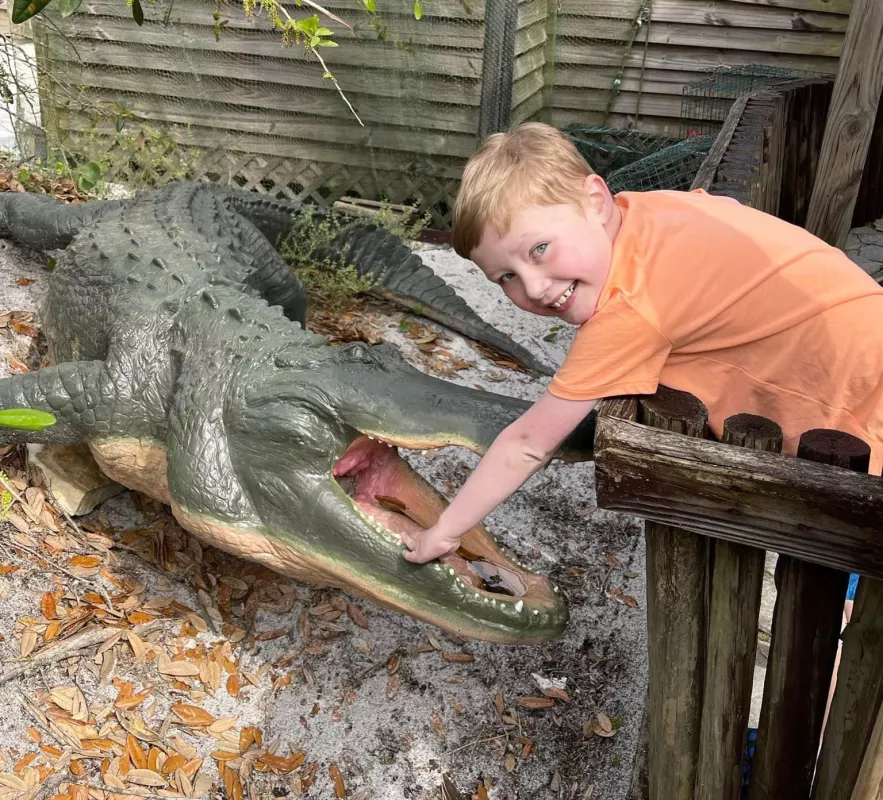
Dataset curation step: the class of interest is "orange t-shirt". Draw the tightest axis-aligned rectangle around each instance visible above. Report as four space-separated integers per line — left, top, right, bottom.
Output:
548 189 883 475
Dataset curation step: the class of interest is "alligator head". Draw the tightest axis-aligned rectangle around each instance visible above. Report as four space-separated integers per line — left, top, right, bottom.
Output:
220 340 596 645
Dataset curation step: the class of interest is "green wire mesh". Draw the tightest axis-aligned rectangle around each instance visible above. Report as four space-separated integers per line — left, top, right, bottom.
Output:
562 125 715 194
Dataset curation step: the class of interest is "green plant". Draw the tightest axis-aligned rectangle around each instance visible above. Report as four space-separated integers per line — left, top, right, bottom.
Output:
0 409 56 430
278 202 430 312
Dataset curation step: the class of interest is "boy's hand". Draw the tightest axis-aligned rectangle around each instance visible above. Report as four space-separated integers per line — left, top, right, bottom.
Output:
401 525 462 564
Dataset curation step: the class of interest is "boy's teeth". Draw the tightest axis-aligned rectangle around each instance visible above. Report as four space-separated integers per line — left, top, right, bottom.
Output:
551 282 575 309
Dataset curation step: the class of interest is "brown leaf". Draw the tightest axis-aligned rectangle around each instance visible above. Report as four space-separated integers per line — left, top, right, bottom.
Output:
226 673 241 697
6 356 29 374
170 702 215 727
541 687 571 703
159 661 200 678
346 603 369 629
386 673 400 698
441 651 474 663
15 278 35 286
40 591 57 621
504 753 517 772
126 735 148 770
493 693 504 717
329 762 346 799
429 713 446 741
622 594 639 608
69 555 101 568
516 696 556 710
126 768 166 787
20 628 37 657
239 726 262 754
11 320 39 337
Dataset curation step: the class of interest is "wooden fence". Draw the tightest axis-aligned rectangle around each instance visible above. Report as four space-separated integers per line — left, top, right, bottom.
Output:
22 0 860 227
548 0 851 138
593 77 883 800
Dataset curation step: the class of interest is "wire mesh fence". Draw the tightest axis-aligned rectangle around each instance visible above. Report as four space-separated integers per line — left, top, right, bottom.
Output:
0 0 839 229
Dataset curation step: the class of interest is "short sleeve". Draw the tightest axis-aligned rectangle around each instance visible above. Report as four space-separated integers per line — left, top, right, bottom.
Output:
549 292 672 400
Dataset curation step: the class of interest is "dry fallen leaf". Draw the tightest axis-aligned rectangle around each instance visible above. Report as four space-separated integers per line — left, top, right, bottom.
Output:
516 696 556 710
329 762 346 799
160 661 200 678
126 768 167 787
171 702 215 727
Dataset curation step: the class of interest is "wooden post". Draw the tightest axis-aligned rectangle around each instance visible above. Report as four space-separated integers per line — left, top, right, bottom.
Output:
810 434 882 800
747 430 866 800
850 697 883 800
803 0 883 248
696 415 782 800
477 0 517 139
813 577 883 799
640 387 708 800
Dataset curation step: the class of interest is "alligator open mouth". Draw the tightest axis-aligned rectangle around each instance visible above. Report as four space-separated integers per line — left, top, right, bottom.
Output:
332 434 556 608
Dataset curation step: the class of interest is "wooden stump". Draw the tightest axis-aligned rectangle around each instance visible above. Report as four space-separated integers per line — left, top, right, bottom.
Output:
640 387 709 800
747 430 866 800
850 695 883 800
696 415 782 800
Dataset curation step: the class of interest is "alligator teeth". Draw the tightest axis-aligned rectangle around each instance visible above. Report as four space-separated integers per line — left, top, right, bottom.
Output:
448 568 455 576
514 600 524 612
533 609 539 616
367 515 376 523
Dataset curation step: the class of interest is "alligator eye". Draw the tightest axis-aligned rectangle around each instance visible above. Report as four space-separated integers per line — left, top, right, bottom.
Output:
346 343 373 362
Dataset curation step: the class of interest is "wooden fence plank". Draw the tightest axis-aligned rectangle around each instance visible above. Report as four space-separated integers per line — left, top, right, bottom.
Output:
559 0 851 15
556 18 844 55
43 39 484 101
745 431 864 799
553 41 840 74
849 697 883 800
593 418 883 579
804 0 883 248
640 388 709 800
813 577 883 800
45 71 479 134
696 415 780 800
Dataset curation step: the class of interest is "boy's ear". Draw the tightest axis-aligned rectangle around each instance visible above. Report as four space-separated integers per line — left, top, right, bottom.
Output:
581 174 616 223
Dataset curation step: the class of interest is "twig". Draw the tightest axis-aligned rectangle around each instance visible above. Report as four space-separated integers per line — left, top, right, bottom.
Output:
0 619 166 684
0 539 116 611
444 733 505 756
23 766 69 800
65 784 160 799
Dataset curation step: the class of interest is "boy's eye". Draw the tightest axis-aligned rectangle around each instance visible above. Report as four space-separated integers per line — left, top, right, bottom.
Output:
531 243 548 258
498 272 515 284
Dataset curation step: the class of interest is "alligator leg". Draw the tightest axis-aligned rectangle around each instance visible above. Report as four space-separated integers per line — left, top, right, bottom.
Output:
0 192 126 251
0 361 117 444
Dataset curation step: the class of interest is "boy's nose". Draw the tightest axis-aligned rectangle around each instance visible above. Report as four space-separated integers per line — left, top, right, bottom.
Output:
524 274 552 304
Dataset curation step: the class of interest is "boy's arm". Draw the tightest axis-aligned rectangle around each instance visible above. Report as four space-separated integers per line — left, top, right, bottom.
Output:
401 390 598 563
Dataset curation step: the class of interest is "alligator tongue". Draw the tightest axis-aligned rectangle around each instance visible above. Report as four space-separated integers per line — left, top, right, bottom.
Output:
374 494 525 597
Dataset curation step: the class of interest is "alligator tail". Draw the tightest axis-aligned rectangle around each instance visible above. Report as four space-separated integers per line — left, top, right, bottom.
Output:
328 224 554 376
0 361 114 444
0 192 125 251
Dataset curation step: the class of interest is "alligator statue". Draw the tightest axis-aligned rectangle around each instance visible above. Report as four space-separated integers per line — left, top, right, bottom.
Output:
0 182 596 644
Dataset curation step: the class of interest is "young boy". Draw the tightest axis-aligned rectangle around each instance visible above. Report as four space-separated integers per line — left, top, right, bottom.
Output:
400 121 883 565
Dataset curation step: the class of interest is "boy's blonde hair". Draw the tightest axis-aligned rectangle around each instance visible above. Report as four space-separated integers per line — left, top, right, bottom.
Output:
452 122 595 259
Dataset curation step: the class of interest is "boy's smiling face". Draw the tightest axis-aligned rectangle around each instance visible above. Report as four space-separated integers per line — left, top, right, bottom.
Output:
469 174 620 326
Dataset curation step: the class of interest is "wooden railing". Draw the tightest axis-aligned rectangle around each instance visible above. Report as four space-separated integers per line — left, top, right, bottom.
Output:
595 390 883 800
604 76 883 800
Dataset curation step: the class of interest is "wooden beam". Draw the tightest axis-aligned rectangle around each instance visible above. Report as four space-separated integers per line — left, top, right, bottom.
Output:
695 415 779 800
691 93 752 190
804 0 883 247
593 416 883 579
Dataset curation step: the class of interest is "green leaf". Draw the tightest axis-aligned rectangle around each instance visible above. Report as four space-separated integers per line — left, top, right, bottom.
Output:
316 26 333 35
310 34 320 46
131 0 144 25
57 0 82 16
413 0 422 19
0 409 56 431
316 39 338 46
81 161 102 183
115 116 125 133
362 0 375 11
11 0 55 24
17 168 29 184
45 257 56 272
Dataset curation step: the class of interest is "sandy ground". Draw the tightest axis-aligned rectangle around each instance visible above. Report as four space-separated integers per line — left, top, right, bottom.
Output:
0 233 648 800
